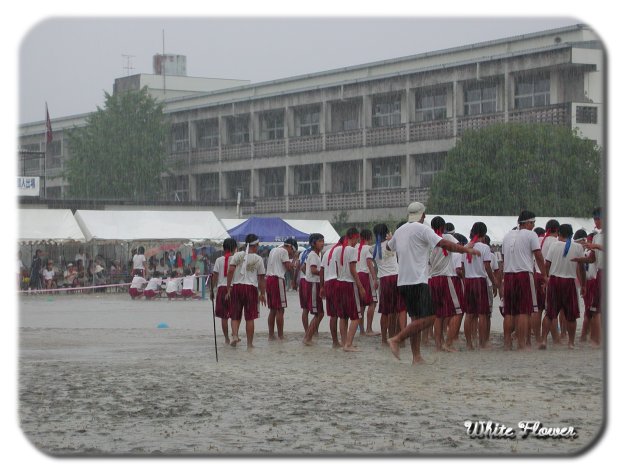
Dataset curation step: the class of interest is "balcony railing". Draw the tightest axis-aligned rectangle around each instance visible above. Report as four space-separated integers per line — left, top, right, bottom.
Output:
409 187 431 205
288 194 324 212
289 135 323 154
508 102 571 127
366 187 408 209
457 112 505 135
410 119 453 142
325 129 363 150
366 124 407 146
166 152 189 168
221 143 251 161
326 191 364 210
192 147 219 163
254 139 286 159
253 197 287 214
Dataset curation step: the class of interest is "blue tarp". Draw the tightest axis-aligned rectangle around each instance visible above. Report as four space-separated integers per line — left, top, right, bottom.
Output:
227 217 309 243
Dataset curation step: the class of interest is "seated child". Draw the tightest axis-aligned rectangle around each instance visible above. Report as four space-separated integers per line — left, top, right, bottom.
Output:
181 267 199 299
129 274 148 299
144 275 163 299
165 272 181 300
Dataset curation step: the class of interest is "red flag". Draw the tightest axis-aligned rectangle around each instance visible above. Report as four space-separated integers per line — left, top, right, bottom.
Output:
45 103 53 144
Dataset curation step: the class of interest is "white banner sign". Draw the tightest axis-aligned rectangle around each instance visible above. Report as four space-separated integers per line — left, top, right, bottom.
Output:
18 177 40 197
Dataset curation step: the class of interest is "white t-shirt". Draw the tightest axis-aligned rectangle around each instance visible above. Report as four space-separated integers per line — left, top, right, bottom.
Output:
165 278 180 294
374 240 399 278
487 251 500 287
182 274 196 290
145 277 163 291
462 242 492 279
387 222 442 286
355 244 373 274
501 229 540 274
593 231 604 270
545 240 585 279
429 234 458 277
42 268 55 281
583 248 597 280
536 235 558 273
130 276 147 289
336 245 358 283
266 246 291 278
133 254 146 270
305 251 322 283
212 255 232 288
230 251 266 287
322 245 340 281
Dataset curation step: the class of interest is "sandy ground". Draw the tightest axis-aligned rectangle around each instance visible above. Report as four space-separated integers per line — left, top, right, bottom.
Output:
18 291 604 456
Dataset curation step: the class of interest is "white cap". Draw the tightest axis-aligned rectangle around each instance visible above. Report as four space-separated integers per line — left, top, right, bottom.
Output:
407 202 426 223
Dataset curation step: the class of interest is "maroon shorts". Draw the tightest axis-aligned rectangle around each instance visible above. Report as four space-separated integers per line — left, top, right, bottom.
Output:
231 283 259 321
215 285 231 319
304 281 324 315
546 276 580 321
181 289 194 298
358 272 378 306
324 279 338 317
336 281 362 320
584 278 597 319
144 290 158 298
503 271 538 316
429 275 464 318
534 272 546 313
463 277 491 315
298 277 309 309
378 274 406 315
266 275 287 309
166 292 177 299
590 269 603 313
129 287 142 298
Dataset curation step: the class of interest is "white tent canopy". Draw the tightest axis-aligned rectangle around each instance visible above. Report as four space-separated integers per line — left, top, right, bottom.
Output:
19 209 86 244
425 215 594 244
220 218 340 244
74 210 229 243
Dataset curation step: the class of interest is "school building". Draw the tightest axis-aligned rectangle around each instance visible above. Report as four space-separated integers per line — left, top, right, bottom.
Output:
18 24 604 222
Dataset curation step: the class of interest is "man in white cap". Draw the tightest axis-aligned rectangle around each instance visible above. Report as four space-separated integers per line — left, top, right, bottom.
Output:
386 202 480 364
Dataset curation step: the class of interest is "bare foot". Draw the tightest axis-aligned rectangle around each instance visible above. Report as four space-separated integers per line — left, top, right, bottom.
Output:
278 335 287 341
302 338 314 346
537 342 547 350
343 345 361 352
568 343 575 350
387 338 400 360
224 338 230 345
413 356 426 365
366 330 381 337
268 335 277 341
441 344 458 352
332 342 342 348
230 335 241 347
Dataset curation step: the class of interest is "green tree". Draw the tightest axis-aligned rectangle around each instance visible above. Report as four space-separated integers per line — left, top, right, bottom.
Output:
65 87 170 201
427 123 602 217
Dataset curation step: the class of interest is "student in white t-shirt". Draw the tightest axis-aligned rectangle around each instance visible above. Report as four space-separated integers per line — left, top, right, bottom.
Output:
356 229 379 337
181 267 198 299
385 202 479 364
302 233 326 346
533 219 560 344
265 238 297 341
144 275 163 299
541 224 586 349
165 272 181 300
211 238 238 344
129 274 148 299
132 246 148 277
226 234 266 349
322 237 344 347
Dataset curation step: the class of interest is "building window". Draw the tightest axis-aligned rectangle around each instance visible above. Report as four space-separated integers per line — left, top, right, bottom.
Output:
332 161 360 193
227 116 250 145
46 140 62 168
415 88 448 121
514 73 550 109
196 119 219 148
372 94 402 127
226 171 250 199
464 82 497 115
576 106 598 124
164 175 189 202
414 153 446 188
20 144 42 173
295 105 320 136
372 157 401 189
261 111 285 140
294 165 321 195
262 168 285 197
331 100 361 132
171 123 189 152
197 173 219 202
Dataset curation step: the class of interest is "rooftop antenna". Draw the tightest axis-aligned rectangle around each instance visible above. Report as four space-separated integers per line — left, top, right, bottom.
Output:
121 54 135 76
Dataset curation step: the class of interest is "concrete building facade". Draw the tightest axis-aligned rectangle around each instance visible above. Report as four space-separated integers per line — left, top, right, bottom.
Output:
18 24 604 222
